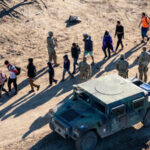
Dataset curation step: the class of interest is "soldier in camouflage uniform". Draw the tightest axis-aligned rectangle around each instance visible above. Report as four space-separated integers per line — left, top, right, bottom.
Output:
138 47 150 82
79 57 91 82
47 32 58 66
116 54 129 78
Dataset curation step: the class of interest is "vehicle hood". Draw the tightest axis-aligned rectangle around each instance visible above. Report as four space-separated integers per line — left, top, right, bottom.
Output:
53 98 106 127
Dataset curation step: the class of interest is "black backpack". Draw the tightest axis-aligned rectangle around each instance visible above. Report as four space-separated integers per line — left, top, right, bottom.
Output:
15 66 21 76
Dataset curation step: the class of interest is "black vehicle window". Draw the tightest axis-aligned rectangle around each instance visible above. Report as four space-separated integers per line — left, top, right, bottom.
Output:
133 99 144 109
92 101 105 114
111 104 125 117
78 93 90 103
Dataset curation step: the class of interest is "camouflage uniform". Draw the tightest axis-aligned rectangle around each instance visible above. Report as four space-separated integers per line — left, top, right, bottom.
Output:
47 32 57 65
79 61 91 82
138 51 150 82
116 57 129 79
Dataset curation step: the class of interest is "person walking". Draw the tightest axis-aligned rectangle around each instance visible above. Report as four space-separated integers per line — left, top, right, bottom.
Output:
138 47 150 82
139 13 150 43
47 31 58 67
4 60 18 95
79 57 91 82
0 70 9 99
47 61 57 87
71 43 80 74
115 21 124 51
83 34 94 65
116 54 129 78
102 31 114 60
27 58 40 93
61 55 74 81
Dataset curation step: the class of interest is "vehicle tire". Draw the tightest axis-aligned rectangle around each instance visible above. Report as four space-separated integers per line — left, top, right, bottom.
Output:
143 109 150 127
75 131 98 150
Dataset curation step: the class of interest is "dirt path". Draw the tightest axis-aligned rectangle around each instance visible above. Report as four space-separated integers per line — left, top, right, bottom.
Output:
0 0 150 150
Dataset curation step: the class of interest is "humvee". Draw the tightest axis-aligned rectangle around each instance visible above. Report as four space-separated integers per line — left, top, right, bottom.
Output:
49 74 150 150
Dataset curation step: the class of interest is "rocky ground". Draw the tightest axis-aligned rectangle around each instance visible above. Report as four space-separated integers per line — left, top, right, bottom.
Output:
0 0 150 150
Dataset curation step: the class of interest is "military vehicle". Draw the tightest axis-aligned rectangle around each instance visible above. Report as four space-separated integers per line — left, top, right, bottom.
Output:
49 74 150 150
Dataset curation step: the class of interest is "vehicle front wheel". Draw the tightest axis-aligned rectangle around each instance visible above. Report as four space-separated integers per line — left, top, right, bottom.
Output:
143 110 150 127
75 131 98 150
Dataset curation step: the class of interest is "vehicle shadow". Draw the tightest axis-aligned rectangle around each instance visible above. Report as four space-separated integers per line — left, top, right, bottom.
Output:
0 77 75 120
30 126 150 150
0 0 34 19
22 94 72 139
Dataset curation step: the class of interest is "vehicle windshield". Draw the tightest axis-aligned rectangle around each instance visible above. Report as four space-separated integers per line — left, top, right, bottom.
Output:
74 88 105 114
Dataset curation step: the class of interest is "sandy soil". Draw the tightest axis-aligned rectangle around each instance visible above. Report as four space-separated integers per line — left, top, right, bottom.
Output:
0 0 150 150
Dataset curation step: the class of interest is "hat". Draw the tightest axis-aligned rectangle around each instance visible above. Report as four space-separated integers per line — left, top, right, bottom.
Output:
49 31 53 36
83 33 88 37
120 54 125 59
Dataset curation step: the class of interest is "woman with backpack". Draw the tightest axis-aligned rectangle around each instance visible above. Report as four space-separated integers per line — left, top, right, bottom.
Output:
27 58 40 93
0 70 9 99
4 60 18 95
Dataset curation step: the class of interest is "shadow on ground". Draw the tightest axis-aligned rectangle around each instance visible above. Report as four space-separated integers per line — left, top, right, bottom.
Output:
0 0 34 19
30 126 150 150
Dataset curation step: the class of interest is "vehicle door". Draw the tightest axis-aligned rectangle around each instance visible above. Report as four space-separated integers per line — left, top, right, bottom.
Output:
128 98 145 126
110 104 127 134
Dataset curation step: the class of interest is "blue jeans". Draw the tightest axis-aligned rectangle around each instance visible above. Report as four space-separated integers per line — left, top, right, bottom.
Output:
141 27 148 39
73 58 78 72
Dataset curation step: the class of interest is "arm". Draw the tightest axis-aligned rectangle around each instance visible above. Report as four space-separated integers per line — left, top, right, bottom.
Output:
122 26 124 38
139 21 142 28
115 26 117 37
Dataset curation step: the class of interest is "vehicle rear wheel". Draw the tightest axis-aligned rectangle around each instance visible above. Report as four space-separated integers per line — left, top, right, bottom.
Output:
49 120 55 131
75 131 98 150
143 110 150 127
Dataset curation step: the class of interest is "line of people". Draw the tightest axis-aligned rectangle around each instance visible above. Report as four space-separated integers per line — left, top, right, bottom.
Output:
0 13 150 100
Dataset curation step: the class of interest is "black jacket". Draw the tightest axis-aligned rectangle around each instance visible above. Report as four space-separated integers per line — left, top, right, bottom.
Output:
27 63 36 78
71 46 80 58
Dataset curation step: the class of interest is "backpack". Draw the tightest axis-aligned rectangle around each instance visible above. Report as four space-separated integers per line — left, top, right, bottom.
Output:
15 66 21 76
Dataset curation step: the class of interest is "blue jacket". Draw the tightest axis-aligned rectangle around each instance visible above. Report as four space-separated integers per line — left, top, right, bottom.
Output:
83 36 93 52
64 55 70 70
102 34 114 51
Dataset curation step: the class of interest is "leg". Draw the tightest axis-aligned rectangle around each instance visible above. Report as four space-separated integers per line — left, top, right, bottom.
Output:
73 58 76 73
13 78 18 93
144 66 148 83
67 70 74 78
0 85 2 98
107 47 111 58
53 50 57 65
62 69 66 80
29 78 34 90
8 78 12 92
49 73 53 85
141 27 145 41
103 47 107 59
139 65 143 81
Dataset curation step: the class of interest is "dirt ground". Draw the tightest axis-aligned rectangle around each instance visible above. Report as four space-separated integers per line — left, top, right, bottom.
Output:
0 0 150 150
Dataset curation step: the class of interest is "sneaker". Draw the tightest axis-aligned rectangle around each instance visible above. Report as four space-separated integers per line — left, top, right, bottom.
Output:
54 80 57 84
37 85 40 91
103 56 107 60
141 40 144 43
29 90 35 93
